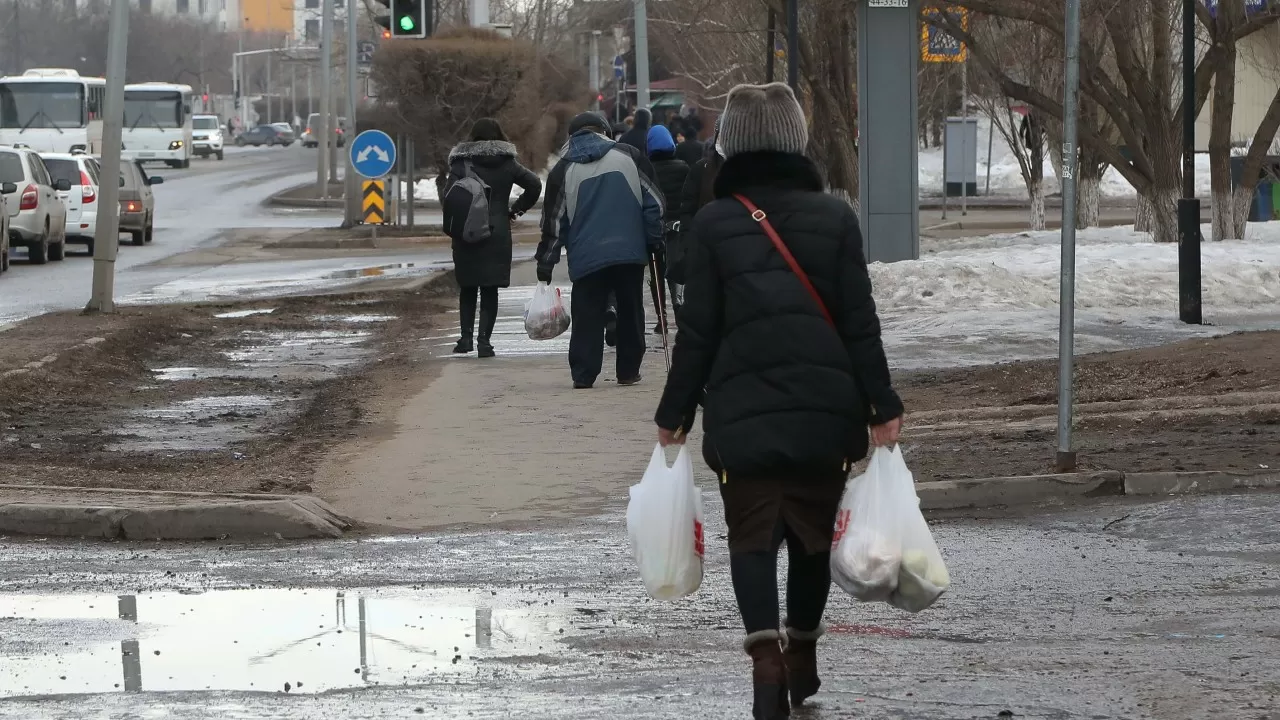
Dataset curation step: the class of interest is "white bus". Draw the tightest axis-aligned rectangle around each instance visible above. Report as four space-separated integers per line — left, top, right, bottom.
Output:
0 69 106 154
123 82 194 168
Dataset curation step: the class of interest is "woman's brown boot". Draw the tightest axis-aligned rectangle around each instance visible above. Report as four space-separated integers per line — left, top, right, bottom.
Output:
745 630 790 719
783 624 823 706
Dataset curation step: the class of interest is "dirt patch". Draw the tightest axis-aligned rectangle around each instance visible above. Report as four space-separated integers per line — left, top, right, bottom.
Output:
0 279 454 496
897 332 1280 480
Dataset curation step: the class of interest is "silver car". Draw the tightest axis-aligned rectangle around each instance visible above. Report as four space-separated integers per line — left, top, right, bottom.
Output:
0 145 69 264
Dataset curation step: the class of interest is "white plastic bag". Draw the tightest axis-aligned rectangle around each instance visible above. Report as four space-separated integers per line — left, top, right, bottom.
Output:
523 282 571 340
626 445 705 600
831 446 950 612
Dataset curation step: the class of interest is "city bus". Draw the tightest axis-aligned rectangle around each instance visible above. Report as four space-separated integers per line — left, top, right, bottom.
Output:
123 82 194 168
0 68 107 154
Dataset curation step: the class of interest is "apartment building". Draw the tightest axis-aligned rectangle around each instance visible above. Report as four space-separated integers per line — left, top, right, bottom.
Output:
292 0 353 45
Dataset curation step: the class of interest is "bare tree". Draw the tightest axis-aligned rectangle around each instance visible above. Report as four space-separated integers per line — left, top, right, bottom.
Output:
933 0 1280 244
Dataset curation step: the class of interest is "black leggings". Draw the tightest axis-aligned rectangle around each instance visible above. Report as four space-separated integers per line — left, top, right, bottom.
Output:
730 519 832 635
459 286 499 344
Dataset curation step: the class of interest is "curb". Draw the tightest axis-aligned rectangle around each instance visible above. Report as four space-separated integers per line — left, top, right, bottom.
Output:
919 469 1280 511
0 485 352 540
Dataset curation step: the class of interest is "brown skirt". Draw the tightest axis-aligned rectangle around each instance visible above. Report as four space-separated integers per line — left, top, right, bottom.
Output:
718 471 848 555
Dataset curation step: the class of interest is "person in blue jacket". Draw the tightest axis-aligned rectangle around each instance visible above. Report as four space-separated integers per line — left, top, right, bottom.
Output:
536 111 665 389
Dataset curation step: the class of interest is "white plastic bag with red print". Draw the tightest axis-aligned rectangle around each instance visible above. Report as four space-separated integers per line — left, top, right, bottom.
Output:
830 446 950 612
523 282 571 340
627 445 705 600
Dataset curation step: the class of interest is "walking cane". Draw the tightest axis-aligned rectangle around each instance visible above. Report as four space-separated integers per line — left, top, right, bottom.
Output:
648 253 672 371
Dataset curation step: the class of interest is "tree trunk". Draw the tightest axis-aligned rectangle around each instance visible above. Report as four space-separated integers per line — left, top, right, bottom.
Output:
1148 185 1181 244
1231 184 1253 239
1077 173 1101 228
1135 192 1154 232
1029 176 1046 231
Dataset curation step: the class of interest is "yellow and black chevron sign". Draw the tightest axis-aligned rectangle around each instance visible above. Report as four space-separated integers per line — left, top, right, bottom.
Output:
362 180 385 224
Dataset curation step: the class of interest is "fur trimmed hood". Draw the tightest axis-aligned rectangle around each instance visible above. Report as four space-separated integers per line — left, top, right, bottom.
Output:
449 140 518 162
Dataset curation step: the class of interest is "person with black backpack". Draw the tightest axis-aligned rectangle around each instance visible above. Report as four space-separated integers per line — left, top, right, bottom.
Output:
443 118 542 358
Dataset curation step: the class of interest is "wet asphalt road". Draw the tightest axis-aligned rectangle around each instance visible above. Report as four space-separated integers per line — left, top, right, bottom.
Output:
1 491 1276 719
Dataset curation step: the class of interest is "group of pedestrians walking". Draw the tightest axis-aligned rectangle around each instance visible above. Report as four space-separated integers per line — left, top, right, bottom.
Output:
444 82 902 720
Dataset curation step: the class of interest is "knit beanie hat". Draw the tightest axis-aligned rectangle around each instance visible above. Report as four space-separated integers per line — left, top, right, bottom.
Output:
569 111 610 136
717 82 808 158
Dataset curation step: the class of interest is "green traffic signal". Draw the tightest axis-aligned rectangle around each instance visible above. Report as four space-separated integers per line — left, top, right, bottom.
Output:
398 14 416 31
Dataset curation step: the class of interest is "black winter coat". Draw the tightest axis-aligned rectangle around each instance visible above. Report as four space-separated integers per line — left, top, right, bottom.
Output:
654 151 903 477
675 137 704 167
445 140 542 288
618 108 652 156
650 151 689 224
669 151 720 284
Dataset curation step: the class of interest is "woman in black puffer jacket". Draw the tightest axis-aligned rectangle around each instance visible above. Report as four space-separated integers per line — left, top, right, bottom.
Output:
646 124 690 331
654 83 903 720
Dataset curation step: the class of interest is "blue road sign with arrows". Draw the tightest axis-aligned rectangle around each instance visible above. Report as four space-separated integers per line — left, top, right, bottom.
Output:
350 129 397 179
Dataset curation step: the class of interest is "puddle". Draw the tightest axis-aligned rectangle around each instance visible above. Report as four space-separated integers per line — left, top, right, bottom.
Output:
220 329 374 378
0 589 581 697
109 395 285 452
214 309 276 319
309 314 399 324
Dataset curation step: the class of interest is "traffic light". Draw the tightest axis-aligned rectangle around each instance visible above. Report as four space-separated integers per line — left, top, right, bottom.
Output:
372 0 430 39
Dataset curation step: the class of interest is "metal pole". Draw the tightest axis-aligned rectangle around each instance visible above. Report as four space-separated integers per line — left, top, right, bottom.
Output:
345 2 359 227
634 0 651 109
1178 0 1201 324
1056 0 1082 472
237 30 246 131
985 112 994 195
407 138 415 229
766 10 776 83
942 63 951 219
960 53 968 216
318 0 333 198
306 65 313 118
266 49 273 125
589 31 601 111
786 0 799 91
86 0 128 314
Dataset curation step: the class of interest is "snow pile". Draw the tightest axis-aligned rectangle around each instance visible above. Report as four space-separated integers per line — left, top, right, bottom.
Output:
917 114 1214 199
875 223 1280 314
871 222 1280 368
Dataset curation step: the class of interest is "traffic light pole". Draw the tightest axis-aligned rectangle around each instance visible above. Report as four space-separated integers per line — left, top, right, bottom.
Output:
318 0 334 199
344 1 360 227
86 0 129 314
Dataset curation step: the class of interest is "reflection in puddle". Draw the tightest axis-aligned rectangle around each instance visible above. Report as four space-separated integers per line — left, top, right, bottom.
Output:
0 589 578 698
222 330 373 369
325 262 418 279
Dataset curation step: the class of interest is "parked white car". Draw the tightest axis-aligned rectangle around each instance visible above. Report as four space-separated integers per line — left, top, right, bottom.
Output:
0 144 69 264
41 152 102 255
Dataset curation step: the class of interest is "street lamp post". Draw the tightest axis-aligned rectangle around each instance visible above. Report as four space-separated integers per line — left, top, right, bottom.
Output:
1178 0 1201 324
85 0 129 314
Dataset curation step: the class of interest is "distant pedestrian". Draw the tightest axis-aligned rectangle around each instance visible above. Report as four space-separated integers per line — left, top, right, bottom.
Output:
667 116 723 287
646 124 689 331
653 83 903 720
445 118 542 358
618 107 653 156
537 111 665 389
675 116 705 166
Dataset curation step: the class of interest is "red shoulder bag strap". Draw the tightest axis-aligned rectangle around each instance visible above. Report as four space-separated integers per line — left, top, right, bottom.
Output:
734 194 835 327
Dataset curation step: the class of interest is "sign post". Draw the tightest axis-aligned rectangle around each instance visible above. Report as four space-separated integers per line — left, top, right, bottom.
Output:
350 129 397 243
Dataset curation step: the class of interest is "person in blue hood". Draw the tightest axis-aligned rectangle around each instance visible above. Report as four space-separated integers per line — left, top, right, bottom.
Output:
646 124 690 333
537 111 666 389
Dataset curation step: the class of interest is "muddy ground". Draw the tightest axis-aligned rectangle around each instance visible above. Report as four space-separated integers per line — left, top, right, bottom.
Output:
898 331 1280 479
0 278 453 494
3 284 1277 500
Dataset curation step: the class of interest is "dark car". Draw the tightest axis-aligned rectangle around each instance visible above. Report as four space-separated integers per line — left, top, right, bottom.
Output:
235 125 293 148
